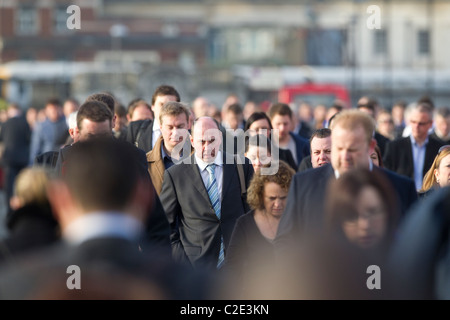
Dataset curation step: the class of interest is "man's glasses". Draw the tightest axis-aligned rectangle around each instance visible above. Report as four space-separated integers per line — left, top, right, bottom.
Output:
438 145 450 155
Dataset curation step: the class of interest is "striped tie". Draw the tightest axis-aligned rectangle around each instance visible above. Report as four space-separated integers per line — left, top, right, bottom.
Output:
206 164 225 268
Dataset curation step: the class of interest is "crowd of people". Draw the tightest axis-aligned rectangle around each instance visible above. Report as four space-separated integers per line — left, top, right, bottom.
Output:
0 86 449 300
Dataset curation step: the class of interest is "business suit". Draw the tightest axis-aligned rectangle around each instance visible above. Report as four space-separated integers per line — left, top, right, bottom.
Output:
0 234 213 299
125 119 154 152
160 152 254 270
383 136 445 182
0 114 31 212
275 163 418 251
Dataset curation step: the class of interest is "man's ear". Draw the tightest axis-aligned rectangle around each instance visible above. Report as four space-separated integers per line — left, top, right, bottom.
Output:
46 180 79 230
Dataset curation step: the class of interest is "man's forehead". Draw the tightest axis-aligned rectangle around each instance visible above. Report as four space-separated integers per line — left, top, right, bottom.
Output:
312 136 331 145
162 113 188 124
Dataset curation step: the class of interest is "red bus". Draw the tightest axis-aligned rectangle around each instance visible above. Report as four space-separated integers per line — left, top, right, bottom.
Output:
278 82 351 108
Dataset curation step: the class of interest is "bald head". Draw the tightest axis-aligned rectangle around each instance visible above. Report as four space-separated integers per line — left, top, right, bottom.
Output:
190 117 222 162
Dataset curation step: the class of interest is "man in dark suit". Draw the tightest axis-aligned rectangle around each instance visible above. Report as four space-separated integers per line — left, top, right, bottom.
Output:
268 102 310 170
383 102 445 191
275 109 418 252
0 103 31 215
0 138 212 299
125 85 180 152
160 117 254 270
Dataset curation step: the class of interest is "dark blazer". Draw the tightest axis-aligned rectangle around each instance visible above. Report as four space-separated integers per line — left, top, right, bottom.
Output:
0 115 31 168
374 131 390 157
296 120 313 140
160 152 254 270
429 131 450 144
275 164 418 251
383 136 445 181
0 236 213 299
289 132 310 169
0 203 59 265
125 119 154 152
297 155 313 172
387 186 450 300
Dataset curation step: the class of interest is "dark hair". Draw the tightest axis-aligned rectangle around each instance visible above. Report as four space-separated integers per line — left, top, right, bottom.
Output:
63 138 150 212
435 106 450 119
268 103 293 120
244 112 273 132
373 144 384 167
115 104 127 118
46 98 62 107
325 168 400 249
85 92 116 113
226 103 243 115
77 101 113 130
309 128 331 145
418 95 435 110
151 85 180 106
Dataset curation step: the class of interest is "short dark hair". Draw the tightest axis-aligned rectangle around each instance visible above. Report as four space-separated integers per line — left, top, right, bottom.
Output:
85 92 116 113
309 128 331 145
268 102 293 120
115 104 127 118
435 106 450 119
244 112 273 132
151 85 180 106
63 138 149 212
77 101 113 130
46 98 62 107
226 103 243 115
159 101 190 125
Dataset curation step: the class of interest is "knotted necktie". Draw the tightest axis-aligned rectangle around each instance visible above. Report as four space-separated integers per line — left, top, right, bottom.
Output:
206 164 225 268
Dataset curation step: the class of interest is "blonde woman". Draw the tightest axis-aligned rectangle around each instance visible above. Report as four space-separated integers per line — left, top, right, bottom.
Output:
0 167 59 263
419 145 450 198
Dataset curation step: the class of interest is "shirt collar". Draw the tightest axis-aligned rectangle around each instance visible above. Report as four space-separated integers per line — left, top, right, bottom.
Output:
195 150 223 171
152 120 160 132
410 134 429 147
334 158 373 179
63 212 144 245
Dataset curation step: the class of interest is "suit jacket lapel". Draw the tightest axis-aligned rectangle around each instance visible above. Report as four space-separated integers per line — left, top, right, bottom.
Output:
405 138 414 178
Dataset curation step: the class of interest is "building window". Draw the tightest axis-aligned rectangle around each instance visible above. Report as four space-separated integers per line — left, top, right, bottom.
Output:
54 7 70 33
373 29 387 55
16 7 38 35
418 30 430 55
